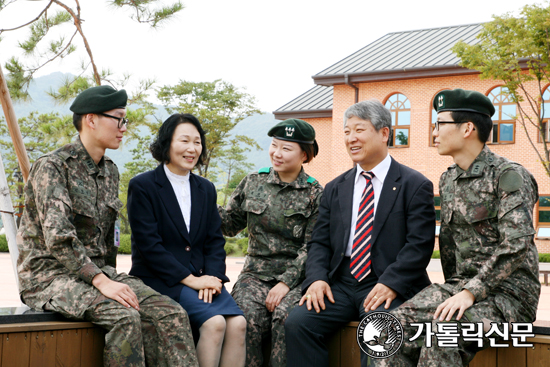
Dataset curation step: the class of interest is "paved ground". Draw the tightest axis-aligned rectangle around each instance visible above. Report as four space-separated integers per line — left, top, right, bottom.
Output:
1 254 549 326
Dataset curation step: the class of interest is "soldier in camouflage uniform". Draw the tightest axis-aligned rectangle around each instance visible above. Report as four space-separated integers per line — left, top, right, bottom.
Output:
378 89 540 367
16 86 198 367
218 119 323 367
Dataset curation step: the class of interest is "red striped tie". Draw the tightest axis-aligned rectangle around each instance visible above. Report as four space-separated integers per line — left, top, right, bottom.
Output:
350 171 375 282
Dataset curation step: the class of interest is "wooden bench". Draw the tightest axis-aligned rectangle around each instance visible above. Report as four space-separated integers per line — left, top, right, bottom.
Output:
0 307 105 367
0 321 105 367
541 270 550 286
326 322 550 367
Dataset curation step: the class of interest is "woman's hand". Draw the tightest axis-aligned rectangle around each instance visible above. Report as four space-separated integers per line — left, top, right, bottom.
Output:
265 282 290 312
198 288 219 303
181 274 222 292
181 274 222 300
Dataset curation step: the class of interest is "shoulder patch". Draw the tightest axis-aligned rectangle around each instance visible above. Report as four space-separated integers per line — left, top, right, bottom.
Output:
258 167 271 174
307 176 317 184
499 170 523 193
56 150 71 160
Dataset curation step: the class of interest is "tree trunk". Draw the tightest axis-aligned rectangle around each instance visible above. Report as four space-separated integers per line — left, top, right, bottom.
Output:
0 65 31 182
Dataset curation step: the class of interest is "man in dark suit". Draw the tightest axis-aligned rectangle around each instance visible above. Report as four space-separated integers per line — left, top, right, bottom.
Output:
285 99 435 367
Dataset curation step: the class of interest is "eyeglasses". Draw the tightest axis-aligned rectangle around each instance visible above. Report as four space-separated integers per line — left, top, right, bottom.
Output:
434 120 462 131
98 113 129 129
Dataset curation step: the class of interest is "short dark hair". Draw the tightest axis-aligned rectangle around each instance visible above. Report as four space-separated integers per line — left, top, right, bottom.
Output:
150 113 207 166
299 142 317 164
73 113 84 131
450 111 493 143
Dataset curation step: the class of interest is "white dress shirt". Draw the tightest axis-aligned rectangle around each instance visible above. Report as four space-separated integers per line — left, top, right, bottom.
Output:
164 164 192 233
345 154 392 256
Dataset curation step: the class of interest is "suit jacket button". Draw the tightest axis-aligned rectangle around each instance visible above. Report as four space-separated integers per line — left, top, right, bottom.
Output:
199 269 203 274
341 253 344 257
185 246 191 251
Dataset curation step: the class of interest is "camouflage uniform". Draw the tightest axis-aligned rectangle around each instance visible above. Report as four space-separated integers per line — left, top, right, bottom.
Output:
17 137 198 367
219 167 323 367
377 146 540 367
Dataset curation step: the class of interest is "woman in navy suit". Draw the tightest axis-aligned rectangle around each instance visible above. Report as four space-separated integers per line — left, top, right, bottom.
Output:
128 113 246 367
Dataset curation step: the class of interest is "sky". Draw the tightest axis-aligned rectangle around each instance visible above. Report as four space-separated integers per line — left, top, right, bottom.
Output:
0 0 545 112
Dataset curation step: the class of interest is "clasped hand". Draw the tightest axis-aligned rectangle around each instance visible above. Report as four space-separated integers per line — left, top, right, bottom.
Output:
182 274 223 303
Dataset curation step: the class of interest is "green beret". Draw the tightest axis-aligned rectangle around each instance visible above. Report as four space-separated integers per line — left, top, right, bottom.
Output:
433 89 495 117
70 85 128 114
268 118 319 156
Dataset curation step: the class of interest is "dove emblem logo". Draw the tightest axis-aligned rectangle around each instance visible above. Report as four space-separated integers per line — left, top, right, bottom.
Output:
357 312 403 359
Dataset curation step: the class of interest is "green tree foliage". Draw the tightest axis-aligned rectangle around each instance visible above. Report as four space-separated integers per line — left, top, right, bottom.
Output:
157 79 262 179
218 138 255 206
119 136 158 234
0 113 71 222
395 131 408 146
0 0 184 101
452 2 550 177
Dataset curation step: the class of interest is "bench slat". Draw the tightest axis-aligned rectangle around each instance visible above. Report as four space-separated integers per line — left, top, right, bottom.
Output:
29 330 57 366
0 321 94 333
57 328 83 367
2 331 31 367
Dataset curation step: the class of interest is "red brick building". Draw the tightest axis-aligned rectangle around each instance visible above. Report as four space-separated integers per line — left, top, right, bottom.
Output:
273 23 550 253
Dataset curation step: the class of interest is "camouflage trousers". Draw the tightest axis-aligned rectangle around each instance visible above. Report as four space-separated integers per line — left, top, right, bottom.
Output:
231 274 302 367
375 283 505 367
43 272 198 367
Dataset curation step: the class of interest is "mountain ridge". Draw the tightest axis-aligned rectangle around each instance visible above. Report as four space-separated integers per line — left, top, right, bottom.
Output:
4 72 278 182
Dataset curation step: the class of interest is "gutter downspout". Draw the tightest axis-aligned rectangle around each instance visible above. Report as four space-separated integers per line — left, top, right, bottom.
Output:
344 74 359 103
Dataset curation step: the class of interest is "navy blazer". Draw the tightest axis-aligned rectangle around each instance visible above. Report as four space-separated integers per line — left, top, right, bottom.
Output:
127 164 229 302
303 157 435 300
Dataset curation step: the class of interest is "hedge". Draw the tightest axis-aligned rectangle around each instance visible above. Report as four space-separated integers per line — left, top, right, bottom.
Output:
118 234 132 254
0 234 7 252
1 234 549 263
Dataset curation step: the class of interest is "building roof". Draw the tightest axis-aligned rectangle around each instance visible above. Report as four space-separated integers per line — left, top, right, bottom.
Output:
316 23 482 78
273 85 333 120
274 23 483 118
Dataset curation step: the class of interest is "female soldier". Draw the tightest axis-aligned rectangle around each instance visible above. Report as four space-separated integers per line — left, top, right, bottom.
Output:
219 119 323 367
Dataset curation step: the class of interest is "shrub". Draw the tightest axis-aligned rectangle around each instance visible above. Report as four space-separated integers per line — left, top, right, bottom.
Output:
0 234 7 252
431 250 440 259
237 237 248 255
224 237 238 256
118 234 132 254
540 253 550 263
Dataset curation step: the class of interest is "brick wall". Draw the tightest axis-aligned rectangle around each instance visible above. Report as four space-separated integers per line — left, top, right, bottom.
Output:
302 74 550 253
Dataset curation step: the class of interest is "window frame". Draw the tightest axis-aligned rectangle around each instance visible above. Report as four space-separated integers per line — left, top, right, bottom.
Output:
430 108 437 147
537 87 550 143
384 93 411 148
538 195 550 239
434 195 441 236
487 86 516 145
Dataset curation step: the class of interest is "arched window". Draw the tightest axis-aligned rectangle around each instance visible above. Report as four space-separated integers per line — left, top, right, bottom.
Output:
538 196 550 239
384 93 410 147
429 90 450 146
540 87 550 143
430 107 437 147
488 87 516 144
